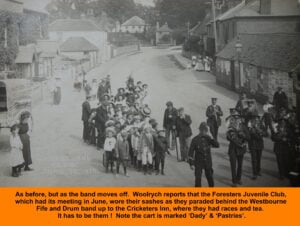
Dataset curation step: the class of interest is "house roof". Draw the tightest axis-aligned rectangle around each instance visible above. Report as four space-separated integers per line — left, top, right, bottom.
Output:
157 23 172 32
190 13 212 36
60 37 99 52
49 19 102 32
216 33 300 72
23 0 49 14
15 44 36 64
37 40 59 58
122 16 146 26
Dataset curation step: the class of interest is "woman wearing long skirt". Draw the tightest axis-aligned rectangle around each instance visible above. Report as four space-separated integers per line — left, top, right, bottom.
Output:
19 113 33 171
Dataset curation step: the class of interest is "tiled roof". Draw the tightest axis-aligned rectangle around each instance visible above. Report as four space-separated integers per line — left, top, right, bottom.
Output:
15 44 36 64
190 13 212 36
49 19 101 32
60 37 98 52
37 40 59 58
122 16 146 26
216 33 300 72
23 0 49 14
157 23 172 32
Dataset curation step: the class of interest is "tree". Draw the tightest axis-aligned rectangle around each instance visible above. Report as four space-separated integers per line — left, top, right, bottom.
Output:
156 0 206 29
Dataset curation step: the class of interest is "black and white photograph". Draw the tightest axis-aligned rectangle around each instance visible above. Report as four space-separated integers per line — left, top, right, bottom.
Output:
0 0 299 187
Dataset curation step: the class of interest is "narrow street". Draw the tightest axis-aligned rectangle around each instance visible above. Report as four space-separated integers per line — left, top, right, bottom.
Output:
0 47 289 187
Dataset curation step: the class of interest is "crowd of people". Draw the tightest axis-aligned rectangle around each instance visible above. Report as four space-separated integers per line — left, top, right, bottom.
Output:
81 76 169 177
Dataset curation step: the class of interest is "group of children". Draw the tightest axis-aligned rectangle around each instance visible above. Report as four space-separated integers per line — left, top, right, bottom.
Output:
85 76 170 177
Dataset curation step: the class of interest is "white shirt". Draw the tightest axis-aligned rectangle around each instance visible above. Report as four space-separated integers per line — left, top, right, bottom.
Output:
104 137 116 152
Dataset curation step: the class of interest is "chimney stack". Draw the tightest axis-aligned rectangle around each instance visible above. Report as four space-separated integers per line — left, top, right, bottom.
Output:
260 0 271 14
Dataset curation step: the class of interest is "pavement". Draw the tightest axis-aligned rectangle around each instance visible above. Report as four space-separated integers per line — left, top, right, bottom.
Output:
0 47 289 187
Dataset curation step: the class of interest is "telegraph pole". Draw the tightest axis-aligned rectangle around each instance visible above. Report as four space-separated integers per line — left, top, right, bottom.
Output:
212 0 219 53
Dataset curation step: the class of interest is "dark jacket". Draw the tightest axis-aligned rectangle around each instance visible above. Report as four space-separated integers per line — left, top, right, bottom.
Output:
154 135 168 155
206 105 223 127
95 106 108 130
273 91 288 109
248 126 265 151
163 108 178 129
176 114 192 138
271 130 289 154
227 125 250 156
82 100 91 122
97 85 106 101
188 134 219 168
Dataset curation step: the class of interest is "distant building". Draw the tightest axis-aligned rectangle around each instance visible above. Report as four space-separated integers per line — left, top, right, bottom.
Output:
156 22 173 46
120 16 149 33
15 44 38 79
215 33 300 108
60 37 99 69
49 19 108 63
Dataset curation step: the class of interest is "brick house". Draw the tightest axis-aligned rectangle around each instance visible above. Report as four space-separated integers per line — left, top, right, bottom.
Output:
215 33 300 108
206 0 300 55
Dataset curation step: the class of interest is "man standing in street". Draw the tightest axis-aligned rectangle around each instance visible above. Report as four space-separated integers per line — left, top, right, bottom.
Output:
95 101 109 149
273 87 288 111
163 101 178 150
176 107 192 162
226 111 250 186
82 95 92 143
188 122 219 187
206 98 223 141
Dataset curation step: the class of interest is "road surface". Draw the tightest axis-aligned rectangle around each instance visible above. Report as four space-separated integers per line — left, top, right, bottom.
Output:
0 47 289 187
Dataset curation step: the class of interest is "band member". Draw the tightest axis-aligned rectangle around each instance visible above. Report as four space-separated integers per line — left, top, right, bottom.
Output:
244 100 259 125
271 120 290 179
176 107 192 162
273 87 288 111
97 79 107 101
206 98 223 141
248 115 267 179
163 101 178 150
226 110 250 186
188 122 219 187
154 130 169 175
235 92 247 116
82 95 92 143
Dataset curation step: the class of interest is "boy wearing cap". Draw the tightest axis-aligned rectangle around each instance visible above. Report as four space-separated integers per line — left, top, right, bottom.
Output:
163 101 178 150
188 122 219 187
115 130 130 177
206 98 223 141
154 130 169 175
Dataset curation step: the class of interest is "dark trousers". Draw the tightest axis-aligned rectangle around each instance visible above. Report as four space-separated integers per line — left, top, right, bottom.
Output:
89 124 96 145
195 166 214 187
250 149 262 176
105 151 114 172
209 124 219 141
229 152 244 184
117 159 128 174
275 150 289 178
97 128 105 148
83 121 90 142
155 153 165 172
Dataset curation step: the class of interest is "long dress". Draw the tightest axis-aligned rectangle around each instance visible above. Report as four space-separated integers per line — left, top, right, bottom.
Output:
9 135 24 166
19 123 32 166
